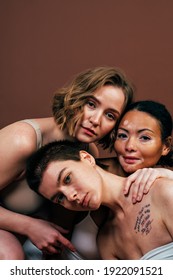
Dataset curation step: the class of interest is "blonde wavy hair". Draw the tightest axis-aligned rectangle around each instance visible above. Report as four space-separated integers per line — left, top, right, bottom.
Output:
52 66 134 149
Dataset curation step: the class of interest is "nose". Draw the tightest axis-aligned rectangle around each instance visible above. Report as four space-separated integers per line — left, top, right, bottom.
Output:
66 189 78 202
125 137 137 152
89 111 102 126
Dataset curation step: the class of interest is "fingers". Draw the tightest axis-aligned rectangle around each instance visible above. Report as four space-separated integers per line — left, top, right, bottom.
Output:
53 223 69 234
40 235 75 256
56 232 76 252
51 223 76 251
123 169 142 196
124 168 157 204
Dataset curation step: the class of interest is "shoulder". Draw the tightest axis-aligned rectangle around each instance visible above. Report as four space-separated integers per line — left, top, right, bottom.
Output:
152 178 173 237
152 178 173 207
0 120 38 156
0 120 40 188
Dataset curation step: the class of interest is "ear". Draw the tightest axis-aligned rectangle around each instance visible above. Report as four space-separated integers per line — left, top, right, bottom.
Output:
79 150 96 166
161 136 172 156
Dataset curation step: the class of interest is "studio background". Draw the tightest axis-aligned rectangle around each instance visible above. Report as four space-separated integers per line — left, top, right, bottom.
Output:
1 0 173 156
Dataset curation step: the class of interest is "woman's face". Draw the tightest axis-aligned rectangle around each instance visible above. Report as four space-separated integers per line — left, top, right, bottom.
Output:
39 152 103 211
74 85 125 143
114 110 168 174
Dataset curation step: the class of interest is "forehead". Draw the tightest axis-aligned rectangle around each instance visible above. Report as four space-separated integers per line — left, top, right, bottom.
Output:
44 159 79 176
119 110 161 131
93 85 125 109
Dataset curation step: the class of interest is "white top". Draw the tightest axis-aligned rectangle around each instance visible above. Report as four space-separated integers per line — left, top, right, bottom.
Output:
70 212 100 259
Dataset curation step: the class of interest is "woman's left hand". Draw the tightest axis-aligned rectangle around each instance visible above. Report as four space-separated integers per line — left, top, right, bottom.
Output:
123 168 173 204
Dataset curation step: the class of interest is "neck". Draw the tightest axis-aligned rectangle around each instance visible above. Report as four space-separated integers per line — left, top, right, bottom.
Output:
96 165 127 211
38 117 75 144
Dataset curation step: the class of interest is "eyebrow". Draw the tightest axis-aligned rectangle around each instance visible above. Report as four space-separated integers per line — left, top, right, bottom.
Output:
90 96 121 116
50 167 66 202
118 127 155 133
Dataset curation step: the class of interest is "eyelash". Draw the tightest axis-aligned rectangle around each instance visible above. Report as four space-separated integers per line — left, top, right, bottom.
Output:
116 133 127 139
140 135 151 141
56 193 65 204
55 173 71 204
116 133 151 141
86 100 116 120
86 100 96 109
64 174 71 184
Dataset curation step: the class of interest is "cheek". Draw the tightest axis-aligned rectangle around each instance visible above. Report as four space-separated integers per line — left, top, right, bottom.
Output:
142 150 161 162
82 106 91 118
114 141 123 153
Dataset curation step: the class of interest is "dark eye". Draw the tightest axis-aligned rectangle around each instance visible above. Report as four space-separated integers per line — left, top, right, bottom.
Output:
56 193 65 204
140 135 151 141
116 132 127 139
86 100 96 109
106 112 116 120
64 174 71 184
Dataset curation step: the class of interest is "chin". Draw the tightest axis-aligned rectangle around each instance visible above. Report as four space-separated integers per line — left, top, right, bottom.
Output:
77 136 94 144
89 199 101 210
123 166 139 174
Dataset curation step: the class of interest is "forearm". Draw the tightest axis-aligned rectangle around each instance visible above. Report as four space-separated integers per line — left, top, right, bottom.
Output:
0 206 34 236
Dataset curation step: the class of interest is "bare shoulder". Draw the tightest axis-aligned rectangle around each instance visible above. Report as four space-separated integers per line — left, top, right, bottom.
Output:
0 121 39 188
152 178 173 237
152 178 173 205
0 120 38 154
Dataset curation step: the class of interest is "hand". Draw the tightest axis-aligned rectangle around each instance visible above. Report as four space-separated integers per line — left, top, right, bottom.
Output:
27 218 75 255
123 168 166 204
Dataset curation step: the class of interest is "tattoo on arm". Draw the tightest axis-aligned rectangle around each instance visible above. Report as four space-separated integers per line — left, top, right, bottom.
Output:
134 204 153 235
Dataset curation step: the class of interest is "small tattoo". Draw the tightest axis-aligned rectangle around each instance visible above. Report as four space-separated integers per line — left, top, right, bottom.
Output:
134 204 153 235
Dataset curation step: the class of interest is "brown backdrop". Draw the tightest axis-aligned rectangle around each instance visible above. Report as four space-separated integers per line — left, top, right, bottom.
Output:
0 0 173 155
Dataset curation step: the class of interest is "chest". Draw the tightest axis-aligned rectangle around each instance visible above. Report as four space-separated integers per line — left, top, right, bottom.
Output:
99 204 171 259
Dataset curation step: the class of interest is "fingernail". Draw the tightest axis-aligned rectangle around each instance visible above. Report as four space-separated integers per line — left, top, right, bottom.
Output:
132 198 136 204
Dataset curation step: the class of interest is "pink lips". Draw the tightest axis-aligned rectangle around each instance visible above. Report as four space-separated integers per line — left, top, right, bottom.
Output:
81 126 97 136
123 156 139 164
81 193 89 208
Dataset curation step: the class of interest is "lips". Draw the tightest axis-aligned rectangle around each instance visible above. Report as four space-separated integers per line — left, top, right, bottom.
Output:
123 156 139 164
81 126 97 136
81 193 89 208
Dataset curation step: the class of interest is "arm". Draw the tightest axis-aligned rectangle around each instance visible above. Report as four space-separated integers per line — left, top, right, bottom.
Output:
0 206 75 254
0 123 75 253
124 168 173 204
